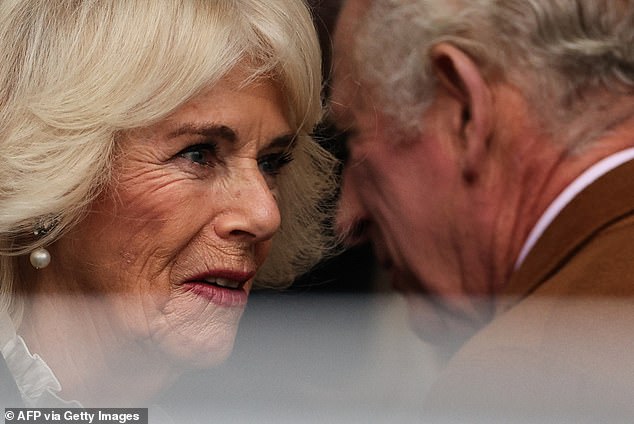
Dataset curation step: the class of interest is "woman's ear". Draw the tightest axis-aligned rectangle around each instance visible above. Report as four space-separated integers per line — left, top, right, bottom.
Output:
429 42 493 184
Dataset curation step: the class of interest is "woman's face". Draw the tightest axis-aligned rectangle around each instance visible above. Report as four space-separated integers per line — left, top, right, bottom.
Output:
46 74 294 368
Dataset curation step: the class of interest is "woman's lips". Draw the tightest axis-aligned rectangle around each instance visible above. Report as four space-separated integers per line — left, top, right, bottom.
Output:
183 270 255 307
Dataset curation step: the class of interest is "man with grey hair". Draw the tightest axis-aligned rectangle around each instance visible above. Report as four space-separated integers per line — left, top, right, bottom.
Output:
331 0 634 420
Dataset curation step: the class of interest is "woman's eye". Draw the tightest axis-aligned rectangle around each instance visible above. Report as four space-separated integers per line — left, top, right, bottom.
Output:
177 143 218 167
258 151 294 177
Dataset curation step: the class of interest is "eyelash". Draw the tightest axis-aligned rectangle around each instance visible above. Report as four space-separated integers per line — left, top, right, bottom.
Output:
177 143 219 167
258 151 294 177
176 143 293 178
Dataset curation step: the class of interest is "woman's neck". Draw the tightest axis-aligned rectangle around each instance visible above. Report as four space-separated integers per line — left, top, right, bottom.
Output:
18 293 182 407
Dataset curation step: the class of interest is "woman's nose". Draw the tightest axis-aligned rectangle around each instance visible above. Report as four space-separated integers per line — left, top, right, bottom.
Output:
336 170 371 246
214 171 281 243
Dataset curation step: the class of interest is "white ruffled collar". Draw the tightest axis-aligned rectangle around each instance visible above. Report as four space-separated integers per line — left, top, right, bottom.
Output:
0 311 82 407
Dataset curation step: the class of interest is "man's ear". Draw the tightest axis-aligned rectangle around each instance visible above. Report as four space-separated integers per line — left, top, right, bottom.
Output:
429 42 493 183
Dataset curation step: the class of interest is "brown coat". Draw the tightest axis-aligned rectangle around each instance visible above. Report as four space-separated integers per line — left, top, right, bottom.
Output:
424 160 634 422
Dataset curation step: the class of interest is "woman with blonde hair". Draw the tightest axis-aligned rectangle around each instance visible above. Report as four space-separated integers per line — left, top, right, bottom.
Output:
0 0 336 407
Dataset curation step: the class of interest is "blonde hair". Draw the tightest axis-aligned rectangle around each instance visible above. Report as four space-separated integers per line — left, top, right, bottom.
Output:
0 0 337 318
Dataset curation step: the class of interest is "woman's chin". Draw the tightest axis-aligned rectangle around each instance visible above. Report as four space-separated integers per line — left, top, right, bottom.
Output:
152 295 247 369
168 335 238 369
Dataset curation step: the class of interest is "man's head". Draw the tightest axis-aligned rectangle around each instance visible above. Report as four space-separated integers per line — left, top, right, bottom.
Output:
330 0 634 344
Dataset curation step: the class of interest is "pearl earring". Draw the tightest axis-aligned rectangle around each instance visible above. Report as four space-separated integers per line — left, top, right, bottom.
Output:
30 247 51 269
29 218 55 270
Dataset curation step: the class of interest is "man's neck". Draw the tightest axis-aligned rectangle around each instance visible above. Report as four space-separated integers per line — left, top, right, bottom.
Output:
506 110 634 279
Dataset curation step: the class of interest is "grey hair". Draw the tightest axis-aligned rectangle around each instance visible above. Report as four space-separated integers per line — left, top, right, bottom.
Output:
0 0 337 318
354 0 634 144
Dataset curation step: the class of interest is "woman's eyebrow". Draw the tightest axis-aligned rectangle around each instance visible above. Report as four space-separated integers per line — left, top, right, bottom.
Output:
167 123 237 143
268 133 297 151
167 122 296 151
